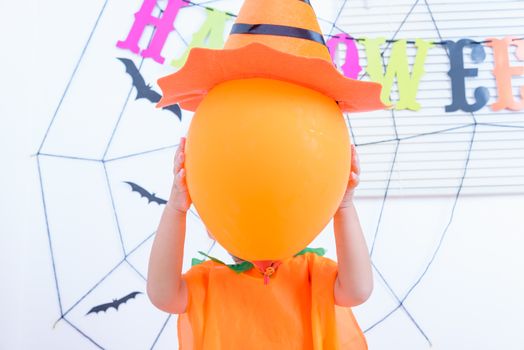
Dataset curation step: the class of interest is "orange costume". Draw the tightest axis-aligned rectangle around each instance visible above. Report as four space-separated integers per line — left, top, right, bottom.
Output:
155 0 384 347
177 252 367 349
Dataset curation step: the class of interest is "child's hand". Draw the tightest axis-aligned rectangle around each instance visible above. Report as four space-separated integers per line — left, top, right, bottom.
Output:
167 137 192 213
337 144 360 210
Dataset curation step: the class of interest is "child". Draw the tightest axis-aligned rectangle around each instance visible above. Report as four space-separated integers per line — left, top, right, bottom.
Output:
147 136 373 349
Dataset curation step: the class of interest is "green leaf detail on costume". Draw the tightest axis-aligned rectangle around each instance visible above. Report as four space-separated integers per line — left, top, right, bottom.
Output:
198 251 226 265
226 261 255 273
197 251 254 273
192 247 325 273
192 258 205 266
295 247 326 257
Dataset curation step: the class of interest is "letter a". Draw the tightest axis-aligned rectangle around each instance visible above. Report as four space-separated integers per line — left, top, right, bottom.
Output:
170 9 230 68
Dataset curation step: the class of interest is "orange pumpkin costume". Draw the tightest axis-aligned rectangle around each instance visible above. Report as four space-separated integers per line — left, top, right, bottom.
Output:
177 252 367 349
156 0 381 347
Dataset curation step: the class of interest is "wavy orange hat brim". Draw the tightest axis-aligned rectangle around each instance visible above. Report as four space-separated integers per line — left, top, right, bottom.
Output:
156 42 386 113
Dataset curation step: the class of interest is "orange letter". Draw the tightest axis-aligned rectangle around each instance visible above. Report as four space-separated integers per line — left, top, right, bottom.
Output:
486 36 524 111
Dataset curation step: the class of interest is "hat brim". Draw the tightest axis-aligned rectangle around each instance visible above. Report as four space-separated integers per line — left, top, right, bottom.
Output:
156 42 387 113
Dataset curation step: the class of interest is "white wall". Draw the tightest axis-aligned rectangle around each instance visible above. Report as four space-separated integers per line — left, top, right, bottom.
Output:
2 0 523 349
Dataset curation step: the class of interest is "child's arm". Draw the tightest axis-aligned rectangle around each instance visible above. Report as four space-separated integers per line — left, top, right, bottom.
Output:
333 144 374 307
146 137 190 314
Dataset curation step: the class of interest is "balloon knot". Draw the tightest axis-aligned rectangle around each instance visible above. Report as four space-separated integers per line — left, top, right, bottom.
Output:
252 260 282 285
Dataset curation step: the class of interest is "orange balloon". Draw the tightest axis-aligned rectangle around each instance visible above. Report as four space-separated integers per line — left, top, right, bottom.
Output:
185 78 351 260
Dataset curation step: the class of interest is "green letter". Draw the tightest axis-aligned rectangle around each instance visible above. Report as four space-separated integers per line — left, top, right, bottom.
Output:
170 9 230 68
364 38 433 110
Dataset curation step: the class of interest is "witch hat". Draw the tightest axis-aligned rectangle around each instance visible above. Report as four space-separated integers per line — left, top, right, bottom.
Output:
156 0 386 113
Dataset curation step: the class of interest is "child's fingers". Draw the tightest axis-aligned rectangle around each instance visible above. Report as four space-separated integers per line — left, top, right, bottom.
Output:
173 137 186 174
350 144 361 176
349 171 360 188
173 150 184 176
175 168 187 190
173 137 186 161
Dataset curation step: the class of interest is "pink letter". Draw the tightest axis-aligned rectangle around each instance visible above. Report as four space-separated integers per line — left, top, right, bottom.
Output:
117 0 187 64
326 33 362 79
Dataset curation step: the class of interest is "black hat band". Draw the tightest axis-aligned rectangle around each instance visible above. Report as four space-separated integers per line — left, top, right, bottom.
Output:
230 23 326 46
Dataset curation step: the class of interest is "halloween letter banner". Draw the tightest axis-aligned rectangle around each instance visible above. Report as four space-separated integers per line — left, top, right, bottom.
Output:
117 0 524 113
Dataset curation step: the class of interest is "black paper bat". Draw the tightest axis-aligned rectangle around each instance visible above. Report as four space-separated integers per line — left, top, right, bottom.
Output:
86 291 142 315
124 181 167 205
117 57 182 120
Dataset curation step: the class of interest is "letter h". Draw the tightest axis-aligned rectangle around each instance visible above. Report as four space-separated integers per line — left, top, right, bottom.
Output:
117 0 187 64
